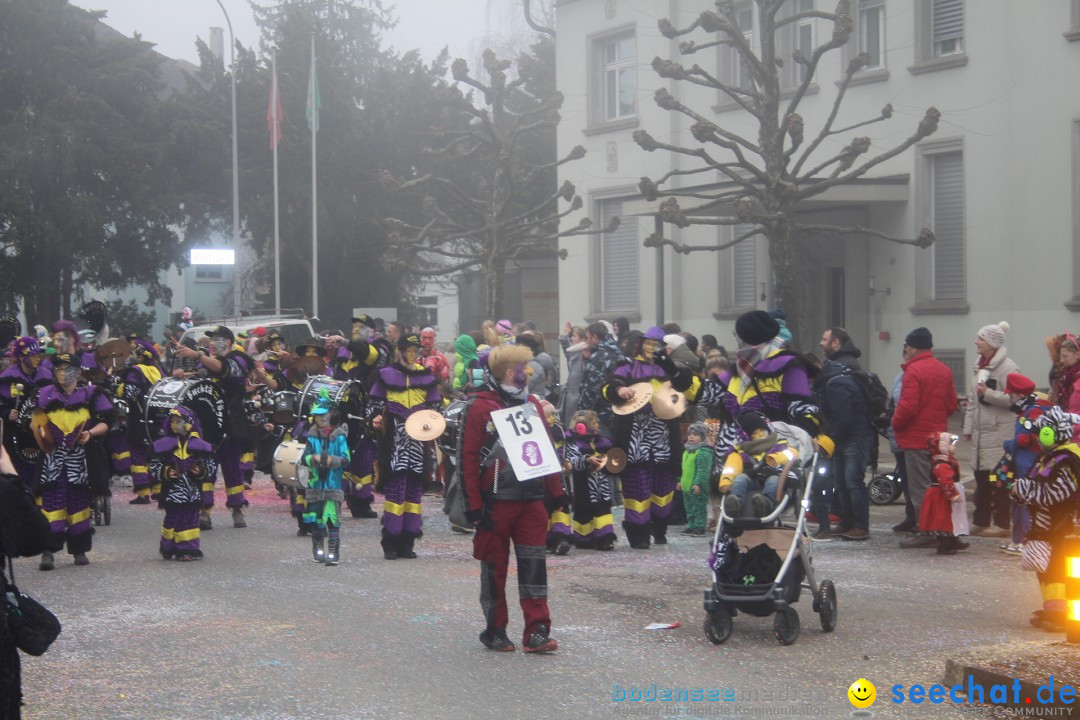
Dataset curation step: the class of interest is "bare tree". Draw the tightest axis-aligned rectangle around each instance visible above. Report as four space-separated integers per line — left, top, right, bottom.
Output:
636 0 939 340
381 44 615 319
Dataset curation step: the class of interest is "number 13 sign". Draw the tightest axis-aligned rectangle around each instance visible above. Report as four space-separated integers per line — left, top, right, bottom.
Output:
489 404 561 482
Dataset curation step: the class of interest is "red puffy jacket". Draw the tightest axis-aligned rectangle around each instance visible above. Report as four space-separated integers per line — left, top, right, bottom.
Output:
892 351 958 450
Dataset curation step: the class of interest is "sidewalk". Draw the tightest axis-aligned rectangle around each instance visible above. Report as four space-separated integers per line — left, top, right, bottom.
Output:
944 641 1080 710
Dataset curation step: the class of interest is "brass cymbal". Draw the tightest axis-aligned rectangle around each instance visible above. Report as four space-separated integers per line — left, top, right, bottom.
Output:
95 338 129 364
612 381 654 416
651 381 688 420
404 409 446 441
604 447 627 474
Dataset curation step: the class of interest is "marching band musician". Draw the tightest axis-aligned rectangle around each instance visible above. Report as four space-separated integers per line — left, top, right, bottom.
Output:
173 325 256 530
564 410 617 551
35 353 114 570
151 407 217 561
600 326 699 550
367 333 441 560
328 314 390 519
0 337 51 487
117 341 164 504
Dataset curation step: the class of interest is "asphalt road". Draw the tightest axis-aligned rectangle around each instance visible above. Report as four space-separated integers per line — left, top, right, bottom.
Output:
12 474 1046 720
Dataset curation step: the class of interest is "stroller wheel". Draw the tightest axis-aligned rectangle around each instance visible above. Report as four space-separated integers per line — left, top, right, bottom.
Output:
817 580 837 632
773 607 800 646
103 496 112 526
92 498 102 526
868 473 900 505
703 609 732 645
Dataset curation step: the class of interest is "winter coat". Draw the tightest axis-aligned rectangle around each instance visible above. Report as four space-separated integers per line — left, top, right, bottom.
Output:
892 351 958 450
826 339 863 371
578 336 625 432
962 345 1020 470
819 360 875 446
559 337 585 425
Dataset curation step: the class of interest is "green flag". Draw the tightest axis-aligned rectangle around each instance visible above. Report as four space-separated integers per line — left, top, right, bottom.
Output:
306 41 320 133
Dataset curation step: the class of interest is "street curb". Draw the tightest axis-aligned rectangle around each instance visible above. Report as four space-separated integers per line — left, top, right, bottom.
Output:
944 654 1079 711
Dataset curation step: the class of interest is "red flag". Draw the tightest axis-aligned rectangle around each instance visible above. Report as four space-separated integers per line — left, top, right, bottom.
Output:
267 55 283 150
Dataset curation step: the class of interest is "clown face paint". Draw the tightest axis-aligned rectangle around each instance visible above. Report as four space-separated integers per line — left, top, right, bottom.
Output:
641 339 661 358
352 323 371 342
53 332 74 354
211 337 230 356
420 331 435 350
402 347 418 366
512 361 529 388
170 414 191 437
314 412 332 429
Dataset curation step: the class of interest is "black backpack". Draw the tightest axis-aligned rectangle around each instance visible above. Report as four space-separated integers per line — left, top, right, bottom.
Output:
849 370 892 434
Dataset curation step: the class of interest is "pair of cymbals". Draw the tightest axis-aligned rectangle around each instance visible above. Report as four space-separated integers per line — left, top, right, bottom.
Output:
404 409 446 441
611 381 688 420
95 338 130 365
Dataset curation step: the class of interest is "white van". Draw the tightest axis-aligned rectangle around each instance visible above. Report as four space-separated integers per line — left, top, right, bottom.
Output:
178 315 314 351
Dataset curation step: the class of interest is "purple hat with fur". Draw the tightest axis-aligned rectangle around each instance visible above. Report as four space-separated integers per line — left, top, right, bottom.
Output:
12 336 42 356
643 326 666 342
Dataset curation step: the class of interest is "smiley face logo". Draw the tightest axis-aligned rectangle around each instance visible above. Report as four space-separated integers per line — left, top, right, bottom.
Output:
847 678 876 709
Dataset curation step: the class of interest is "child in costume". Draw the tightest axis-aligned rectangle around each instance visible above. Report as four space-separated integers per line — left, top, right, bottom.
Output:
152 407 217 560
541 399 572 555
680 422 712 536
717 412 798 518
565 410 616 550
917 432 970 555
1000 373 1051 554
1011 406 1080 631
302 392 350 566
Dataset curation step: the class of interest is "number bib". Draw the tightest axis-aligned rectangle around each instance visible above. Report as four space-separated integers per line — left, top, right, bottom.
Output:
489 404 561 482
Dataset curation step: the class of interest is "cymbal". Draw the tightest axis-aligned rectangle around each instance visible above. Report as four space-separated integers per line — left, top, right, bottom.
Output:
604 447 627 474
404 409 446 442
612 381 654 415
95 338 129 364
651 381 688 420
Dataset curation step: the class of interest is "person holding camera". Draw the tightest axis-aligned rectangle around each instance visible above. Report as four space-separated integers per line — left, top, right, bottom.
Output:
963 322 1019 538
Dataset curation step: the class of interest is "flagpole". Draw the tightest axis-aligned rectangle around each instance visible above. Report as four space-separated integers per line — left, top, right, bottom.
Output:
309 34 318 318
272 52 281 314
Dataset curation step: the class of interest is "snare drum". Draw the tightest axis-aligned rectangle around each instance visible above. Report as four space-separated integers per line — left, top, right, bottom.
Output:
270 390 298 425
439 399 468 456
272 440 309 489
142 378 226 448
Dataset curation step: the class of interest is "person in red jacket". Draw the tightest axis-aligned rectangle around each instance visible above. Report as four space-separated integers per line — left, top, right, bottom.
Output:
460 344 566 653
892 327 959 548
419 327 450 383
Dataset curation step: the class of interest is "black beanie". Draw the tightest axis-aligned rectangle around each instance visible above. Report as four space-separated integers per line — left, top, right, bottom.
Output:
905 327 933 350
735 310 780 345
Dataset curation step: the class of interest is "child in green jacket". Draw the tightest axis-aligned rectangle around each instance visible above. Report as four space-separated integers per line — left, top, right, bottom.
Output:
680 422 713 536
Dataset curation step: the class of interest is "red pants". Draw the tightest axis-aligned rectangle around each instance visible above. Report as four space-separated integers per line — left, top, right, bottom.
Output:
473 500 551 644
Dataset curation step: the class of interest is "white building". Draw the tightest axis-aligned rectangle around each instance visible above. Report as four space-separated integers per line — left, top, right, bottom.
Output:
556 0 1080 390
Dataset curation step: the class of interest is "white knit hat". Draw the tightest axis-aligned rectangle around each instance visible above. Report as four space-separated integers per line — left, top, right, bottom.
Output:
977 321 1009 349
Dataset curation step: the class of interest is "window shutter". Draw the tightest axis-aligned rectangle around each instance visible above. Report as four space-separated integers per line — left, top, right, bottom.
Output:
732 225 757 307
600 199 639 311
932 0 963 44
931 152 965 300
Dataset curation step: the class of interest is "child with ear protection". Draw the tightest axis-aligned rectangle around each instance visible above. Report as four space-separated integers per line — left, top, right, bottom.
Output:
1011 406 1080 631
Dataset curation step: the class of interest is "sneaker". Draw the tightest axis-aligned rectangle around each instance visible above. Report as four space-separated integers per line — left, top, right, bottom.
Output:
73 553 89 566
838 528 869 541
450 523 474 534
523 624 558 654
128 495 151 505
555 540 571 555
722 495 741 516
1002 543 1024 555
898 534 938 549
811 528 832 542
232 507 247 529
479 630 515 652
39 551 54 571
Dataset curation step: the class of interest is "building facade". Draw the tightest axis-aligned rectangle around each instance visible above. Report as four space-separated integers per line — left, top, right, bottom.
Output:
556 0 1080 390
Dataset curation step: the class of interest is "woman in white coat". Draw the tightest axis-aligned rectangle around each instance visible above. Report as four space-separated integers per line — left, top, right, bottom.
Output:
962 322 1019 537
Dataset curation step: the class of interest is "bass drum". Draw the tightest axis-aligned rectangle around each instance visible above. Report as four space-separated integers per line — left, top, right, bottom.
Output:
272 440 309 489
299 376 366 445
439 399 468 457
142 378 226 448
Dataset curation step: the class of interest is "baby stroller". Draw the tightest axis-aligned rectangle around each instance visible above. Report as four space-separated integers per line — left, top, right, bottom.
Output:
703 423 837 646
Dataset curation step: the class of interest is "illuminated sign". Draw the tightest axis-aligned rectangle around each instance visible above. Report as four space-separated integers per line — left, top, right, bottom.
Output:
190 248 235 265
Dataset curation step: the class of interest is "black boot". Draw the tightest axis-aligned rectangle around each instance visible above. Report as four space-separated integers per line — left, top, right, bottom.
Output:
311 535 326 563
353 499 378 519
623 520 650 550
651 517 669 545
325 529 340 566
397 534 417 559
381 531 398 560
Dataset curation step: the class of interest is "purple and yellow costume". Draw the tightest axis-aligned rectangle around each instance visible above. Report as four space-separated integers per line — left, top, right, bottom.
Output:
117 346 163 499
201 350 255 511
334 336 390 518
367 361 440 559
0 339 51 485
151 408 216 559
565 432 616 549
36 381 113 557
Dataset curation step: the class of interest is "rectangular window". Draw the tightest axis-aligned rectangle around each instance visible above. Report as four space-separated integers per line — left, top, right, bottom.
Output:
598 198 639 312
195 265 224 281
930 152 965 300
417 296 438 328
934 348 967 397
857 0 885 69
793 0 815 83
602 34 635 121
731 5 754 89
732 227 757 307
932 0 963 56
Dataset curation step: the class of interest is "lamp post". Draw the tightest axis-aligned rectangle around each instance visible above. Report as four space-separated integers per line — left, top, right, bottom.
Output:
215 0 241 318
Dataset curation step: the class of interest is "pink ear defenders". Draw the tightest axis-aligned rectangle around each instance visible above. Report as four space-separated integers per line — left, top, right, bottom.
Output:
575 422 588 436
